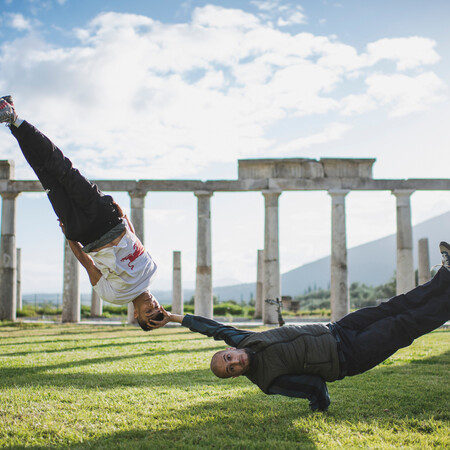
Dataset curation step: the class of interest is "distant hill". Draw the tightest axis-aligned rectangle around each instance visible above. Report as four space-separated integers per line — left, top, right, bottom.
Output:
209 211 450 302
24 211 449 306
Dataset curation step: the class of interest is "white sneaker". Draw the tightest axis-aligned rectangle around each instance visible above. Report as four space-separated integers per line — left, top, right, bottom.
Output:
0 96 17 124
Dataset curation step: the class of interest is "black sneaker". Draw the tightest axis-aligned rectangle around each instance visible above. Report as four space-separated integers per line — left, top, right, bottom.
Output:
0 96 17 124
439 241 450 271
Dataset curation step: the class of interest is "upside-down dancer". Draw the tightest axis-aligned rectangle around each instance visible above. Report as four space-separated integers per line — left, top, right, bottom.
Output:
1 96 162 331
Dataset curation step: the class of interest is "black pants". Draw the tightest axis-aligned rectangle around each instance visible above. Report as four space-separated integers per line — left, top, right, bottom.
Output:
335 267 450 376
11 121 121 246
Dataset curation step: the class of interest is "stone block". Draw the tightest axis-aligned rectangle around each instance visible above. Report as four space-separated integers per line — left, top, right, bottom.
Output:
0 160 14 180
238 158 324 179
238 158 376 180
320 158 375 178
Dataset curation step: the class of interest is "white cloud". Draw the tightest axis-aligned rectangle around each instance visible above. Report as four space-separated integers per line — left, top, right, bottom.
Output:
277 10 306 27
252 1 307 27
251 1 279 12
340 94 376 116
192 5 261 29
0 5 445 181
5 13 33 31
365 37 440 70
273 122 352 154
366 72 446 117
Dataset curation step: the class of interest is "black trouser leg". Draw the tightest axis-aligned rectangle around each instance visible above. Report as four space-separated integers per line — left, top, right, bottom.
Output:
335 268 450 375
10 121 121 245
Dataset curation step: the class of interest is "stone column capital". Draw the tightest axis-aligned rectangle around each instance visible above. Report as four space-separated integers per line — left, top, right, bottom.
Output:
194 190 213 198
1 192 20 200
328 189 350 197
129 190 146 209
262 190 281 210
392 189 415 207
262 189 282 197
328 189 349 206
392 189 415 198
129 190 147 199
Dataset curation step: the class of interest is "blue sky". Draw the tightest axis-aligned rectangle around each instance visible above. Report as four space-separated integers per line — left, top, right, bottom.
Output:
0 0 449 295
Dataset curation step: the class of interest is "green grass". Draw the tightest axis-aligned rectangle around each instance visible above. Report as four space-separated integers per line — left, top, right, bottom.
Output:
0 324 448 449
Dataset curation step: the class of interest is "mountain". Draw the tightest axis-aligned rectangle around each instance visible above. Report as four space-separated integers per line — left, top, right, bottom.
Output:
211 211 450 301
24 211 449 306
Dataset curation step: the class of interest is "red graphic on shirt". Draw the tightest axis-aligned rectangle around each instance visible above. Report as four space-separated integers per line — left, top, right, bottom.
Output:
120 240 145 270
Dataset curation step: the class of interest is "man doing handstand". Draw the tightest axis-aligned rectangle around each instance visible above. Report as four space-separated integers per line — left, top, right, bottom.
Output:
0 96 162 331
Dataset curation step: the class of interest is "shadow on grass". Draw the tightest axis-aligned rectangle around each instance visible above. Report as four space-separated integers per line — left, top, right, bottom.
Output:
48 351 450 449
0 335 208 356
0 325 194 337
0 344 224 386
0 367 225 390
68 392 320 449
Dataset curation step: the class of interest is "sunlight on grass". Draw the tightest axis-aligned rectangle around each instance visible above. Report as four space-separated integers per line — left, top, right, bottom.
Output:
0 324 448 448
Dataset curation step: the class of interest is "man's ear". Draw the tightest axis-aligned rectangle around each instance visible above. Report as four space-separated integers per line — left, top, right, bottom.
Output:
132 297 141 318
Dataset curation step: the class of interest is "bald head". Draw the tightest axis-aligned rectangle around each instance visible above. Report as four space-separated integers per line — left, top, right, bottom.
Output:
210 348 250 378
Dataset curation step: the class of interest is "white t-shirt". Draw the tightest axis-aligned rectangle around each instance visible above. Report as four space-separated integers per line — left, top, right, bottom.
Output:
88 223 157 305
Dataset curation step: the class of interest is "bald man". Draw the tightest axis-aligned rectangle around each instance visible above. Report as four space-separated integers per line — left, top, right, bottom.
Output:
151 243 450 411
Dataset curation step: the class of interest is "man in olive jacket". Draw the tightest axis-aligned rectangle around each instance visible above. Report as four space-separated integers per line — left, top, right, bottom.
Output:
152 243 450 411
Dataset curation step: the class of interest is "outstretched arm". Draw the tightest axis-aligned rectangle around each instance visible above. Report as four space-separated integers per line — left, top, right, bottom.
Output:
268 375 330 412
181 314 254 347
150 310 254 347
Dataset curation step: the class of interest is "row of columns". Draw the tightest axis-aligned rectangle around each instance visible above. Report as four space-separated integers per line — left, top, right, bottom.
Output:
0 186 426 323
252 188 421 322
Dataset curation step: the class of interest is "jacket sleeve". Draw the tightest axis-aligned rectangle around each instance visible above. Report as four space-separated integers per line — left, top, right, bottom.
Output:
267 374 331 412
181 314 254 347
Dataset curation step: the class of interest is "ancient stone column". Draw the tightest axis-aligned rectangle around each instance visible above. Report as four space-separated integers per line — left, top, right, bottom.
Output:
128 191 146 324
0 191 19 321
16 248 22 311
254 249 264 319
62 239 80 323
392 190 415 294
90 288 102 317
130 191 146 243
418 238 430 285
172 250 183 314
329 189 350 321
262 190 281 324
195 191 213 318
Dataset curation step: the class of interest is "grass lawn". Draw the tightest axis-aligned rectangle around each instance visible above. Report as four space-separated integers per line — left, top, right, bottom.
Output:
0 323 448 449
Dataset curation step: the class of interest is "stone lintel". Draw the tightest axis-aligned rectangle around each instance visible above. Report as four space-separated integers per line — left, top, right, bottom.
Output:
1 177 449 194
